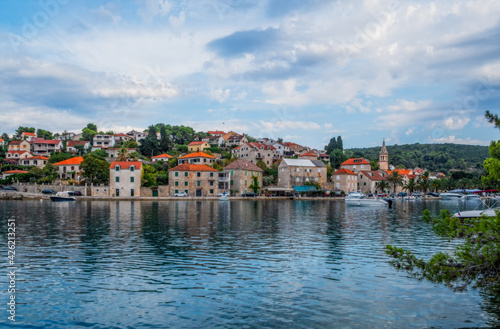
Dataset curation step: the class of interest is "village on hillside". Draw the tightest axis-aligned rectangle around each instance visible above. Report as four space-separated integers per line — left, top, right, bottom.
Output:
0 124 490 197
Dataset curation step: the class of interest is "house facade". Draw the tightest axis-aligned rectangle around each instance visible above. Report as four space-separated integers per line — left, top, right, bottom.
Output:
8 140 31 152
152 153 174 162
277 158 327 188
178 151 215 165
358 170 388 194
32 139 62 156
53 156 84 180
188 141 210 152
110 161 143 197
6 151 32 162
332 168 358 192
232 142 278 166
66 140 90 154
168 164 219 197
224 159 264 195
107 148 137 159
21 132 36 141
21 156 48 169
93 134 115 149
2 170 28 180
114 133 134 143
341 158 371 173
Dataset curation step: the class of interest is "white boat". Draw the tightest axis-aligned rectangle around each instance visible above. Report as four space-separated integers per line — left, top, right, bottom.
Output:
453 208 499 219
460 194 481 201
345 192 388 207
219 191 229 201
50 191 76 202
440 192 463 200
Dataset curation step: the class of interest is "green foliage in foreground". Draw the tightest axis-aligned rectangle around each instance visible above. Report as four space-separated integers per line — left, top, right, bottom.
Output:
386 209 500 293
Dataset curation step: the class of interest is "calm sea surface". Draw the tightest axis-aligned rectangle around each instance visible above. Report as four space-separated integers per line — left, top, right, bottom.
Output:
0 199 499 328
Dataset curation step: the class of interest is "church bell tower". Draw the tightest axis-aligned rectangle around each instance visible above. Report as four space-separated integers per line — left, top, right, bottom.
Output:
378 139 389 171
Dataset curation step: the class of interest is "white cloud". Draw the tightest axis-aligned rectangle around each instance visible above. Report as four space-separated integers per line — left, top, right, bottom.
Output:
210 88 231 103
138 0 172 22
429 135 489 145
324 123 333 128
169 11 186 29
443 116 470 130
405 128 415 136
259 120 321 132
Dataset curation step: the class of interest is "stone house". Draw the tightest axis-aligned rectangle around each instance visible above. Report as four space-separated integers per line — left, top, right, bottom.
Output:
168 164 219 197
340 158 371 173
232 142 279 166
21 156 49 169
6 150 32 162
332 168 358 192
21 132 36 141
152 153 174 163
8 140 31 152
357 170 388 194
110 161 143 197
277 158 327 188
224 159 264 195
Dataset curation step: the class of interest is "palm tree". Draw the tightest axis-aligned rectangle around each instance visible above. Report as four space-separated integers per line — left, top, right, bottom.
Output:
386 171 404 194
404 178 417 194
418 171 431 194
375 180 389 194
118 147 128 161
431 180 440 193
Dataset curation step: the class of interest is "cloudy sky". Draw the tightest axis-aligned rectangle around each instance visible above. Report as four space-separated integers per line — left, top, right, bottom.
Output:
0 0 499 149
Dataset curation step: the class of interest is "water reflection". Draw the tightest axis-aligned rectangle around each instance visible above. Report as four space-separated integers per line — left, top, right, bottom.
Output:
0 200 498 328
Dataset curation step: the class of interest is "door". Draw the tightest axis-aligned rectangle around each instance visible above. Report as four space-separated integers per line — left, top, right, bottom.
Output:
130 189 134 197
152 190 158 197
196 189 202 197
116 189 120 197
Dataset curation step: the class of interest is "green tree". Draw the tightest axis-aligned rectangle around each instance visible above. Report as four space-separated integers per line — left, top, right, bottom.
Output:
85 123 98 132
15 126 35 138
485 110 500 128
82 128 97 142
330 149 347 169
386 171 404 193
248 175 260 193
325 137 338 155
375 180 389 194
336 136 343 151
123 140 138 148
386 209 500 292
36 129 53 140
370 160 380 171
403 178 417 194
48 152 73 164
483 140 500 187
81 153 109 184
139 125 160 157
159 124 169 153
1 133 10 142
118 147 128 161
74 144 86 156
141 164 157 187
256 160 267 171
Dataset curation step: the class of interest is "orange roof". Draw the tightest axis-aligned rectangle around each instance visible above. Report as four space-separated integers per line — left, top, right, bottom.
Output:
0 139 3 142
9 140 22 145
188 141 206 146
33 140 61 145
299 151 317 157
3 170 29 174
110 161 142 169
7 151 29 155
24 156 49 160
208 130 225 135
179 151 215 159
333 168 357 175
152 153 173 158
54 156 84 166
341 158 370 165
359 170 386 181
387 169 412 176
169 164 218 172
22 132 36 136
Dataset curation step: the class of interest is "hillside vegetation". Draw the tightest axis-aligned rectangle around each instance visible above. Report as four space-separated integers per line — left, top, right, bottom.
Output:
346 143 489 173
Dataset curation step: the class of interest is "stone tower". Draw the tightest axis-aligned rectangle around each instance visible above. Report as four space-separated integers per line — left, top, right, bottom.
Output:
378 139 389 171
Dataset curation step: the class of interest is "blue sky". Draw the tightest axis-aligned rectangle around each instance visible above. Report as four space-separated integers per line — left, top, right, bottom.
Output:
0 0 499 149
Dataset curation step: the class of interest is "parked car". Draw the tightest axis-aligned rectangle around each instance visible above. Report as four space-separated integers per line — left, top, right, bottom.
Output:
67 191 82 196
4 186 17 191
242 192 258 197
174 192 188 197
42 189 57 195
397 192 407 197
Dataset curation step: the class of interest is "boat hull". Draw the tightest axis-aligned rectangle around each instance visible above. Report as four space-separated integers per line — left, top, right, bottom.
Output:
50 196 75 202
345 199 388 207
440 193 463 200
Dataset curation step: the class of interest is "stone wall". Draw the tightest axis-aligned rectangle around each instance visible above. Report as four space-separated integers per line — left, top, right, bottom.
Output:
12 182 90 195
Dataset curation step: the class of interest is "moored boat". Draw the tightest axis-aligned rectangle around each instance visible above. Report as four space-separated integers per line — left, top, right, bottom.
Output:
345 192 388 207
440 192 463 200
50 191 76 202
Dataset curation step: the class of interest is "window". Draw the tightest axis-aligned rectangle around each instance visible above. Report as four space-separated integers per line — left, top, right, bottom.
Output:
71 166 74 170
175 172 179 177
210 181 214 186
364 182 366 186
245 180 247 186
231 170 234 175
210 189 214 194
245 170 247 176
197 181 201 186
131 189 134 197
130 166 134 172
184 181 188 186
184 189 188 194
175 181 179 186
130 177 134 183
175 189 179 194
296 177 300 182
336 175 340 180
230 180 233 185
360 175 363 179
297 168 300 172
115 166 120 171
210 173 213 177
185 172 188 177
115 177 119 182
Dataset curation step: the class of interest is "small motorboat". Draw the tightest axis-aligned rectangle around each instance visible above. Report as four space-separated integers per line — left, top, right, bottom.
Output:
219 191 230 201
460 194 481 201
440 191 463 200
50 191 76 202
345 192 388 207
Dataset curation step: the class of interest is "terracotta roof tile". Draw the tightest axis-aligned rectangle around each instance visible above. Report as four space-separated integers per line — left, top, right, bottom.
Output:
179 151 215 159
333 168 357 175
54 157 84 166
24 156 49 160
3 170 29 174
152 153 173 158
110 161 142 169
22 132 36 136
188 141 206 145
168 164 218 172
341 158 370 165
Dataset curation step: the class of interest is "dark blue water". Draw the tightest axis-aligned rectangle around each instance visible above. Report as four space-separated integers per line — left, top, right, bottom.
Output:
0 199 499 328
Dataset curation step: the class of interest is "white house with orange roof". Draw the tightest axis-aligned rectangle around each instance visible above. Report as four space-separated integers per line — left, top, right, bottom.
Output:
21 156 49 169
93 134 115 149
2 170 29 180
232 142 279 166
341 158 371 173
332 168 358 192
178 151 216 165
66 140 90 154
152 154 174 163
32 139 62 156
114 133 134 143
53 156 84 180
188 141 210 152
110 161 143 197
21 132 36 141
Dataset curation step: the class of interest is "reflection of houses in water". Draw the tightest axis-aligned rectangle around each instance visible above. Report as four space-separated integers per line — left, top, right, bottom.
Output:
108 201 143 237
